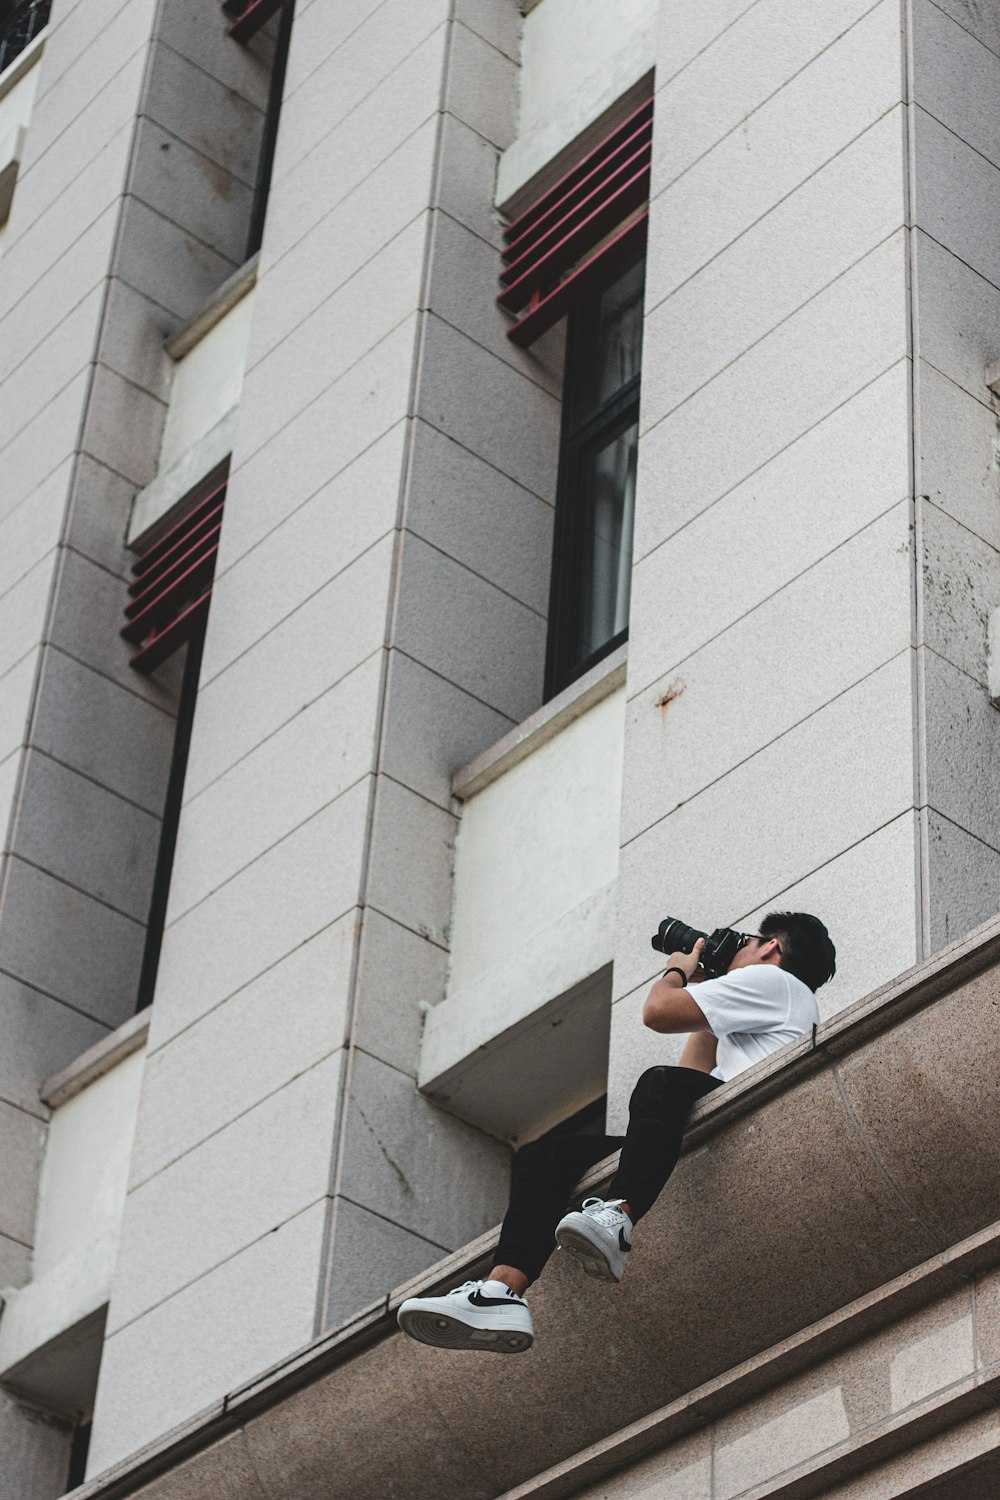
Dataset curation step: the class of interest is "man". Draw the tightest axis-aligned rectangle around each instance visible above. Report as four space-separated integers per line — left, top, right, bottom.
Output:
397 910 836 1353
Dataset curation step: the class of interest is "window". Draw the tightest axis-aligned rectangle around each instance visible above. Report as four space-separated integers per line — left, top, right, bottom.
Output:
495 94 651 701
0 0 50 75
545 253 644 699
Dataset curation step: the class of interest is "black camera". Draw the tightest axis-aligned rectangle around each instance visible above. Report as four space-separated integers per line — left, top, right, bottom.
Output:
650 917 747 979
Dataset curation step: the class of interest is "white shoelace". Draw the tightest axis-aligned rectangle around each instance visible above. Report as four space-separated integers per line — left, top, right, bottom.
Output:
581 1197 627 1227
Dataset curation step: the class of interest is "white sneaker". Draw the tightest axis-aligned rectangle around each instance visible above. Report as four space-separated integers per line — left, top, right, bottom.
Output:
555 1197 632 1282
397 1279 533 1353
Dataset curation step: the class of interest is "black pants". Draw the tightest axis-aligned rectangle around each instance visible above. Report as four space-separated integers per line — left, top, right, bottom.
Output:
493 1066 722 1284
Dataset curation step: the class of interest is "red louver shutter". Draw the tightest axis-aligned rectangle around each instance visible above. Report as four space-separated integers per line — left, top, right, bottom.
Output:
498 97 652 348
121 483 225 675
221 0 283 43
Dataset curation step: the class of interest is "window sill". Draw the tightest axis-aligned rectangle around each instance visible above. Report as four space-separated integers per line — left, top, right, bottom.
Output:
165 251 259 361
452 641 627 802
41 1010 149 1111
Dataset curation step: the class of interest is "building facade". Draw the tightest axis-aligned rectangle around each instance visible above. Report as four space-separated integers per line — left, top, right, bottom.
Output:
2 0 1000 1495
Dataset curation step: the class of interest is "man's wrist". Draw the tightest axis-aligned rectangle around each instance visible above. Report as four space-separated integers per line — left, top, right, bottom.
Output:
662 966 689 985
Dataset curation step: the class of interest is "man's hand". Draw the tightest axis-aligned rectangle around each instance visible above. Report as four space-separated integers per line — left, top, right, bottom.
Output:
666 937 705 983
643 939 712 1035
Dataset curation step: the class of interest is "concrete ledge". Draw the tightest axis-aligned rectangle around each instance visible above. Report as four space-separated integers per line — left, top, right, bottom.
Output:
452 643 627 800
165 254 258 362
71 912 1000 1500
41 1012 149 1111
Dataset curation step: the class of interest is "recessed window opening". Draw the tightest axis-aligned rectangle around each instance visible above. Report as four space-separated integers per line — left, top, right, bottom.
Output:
545 252 645 699
0 0 50 74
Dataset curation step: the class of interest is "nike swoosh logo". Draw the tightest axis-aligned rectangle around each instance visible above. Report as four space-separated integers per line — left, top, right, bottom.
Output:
618 1228 631 1252
468 1289 520 1308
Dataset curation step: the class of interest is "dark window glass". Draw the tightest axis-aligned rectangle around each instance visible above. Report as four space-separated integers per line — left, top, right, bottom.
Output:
545 255 644 699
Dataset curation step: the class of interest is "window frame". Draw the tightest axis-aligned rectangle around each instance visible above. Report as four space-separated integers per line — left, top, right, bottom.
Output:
543 252 644 702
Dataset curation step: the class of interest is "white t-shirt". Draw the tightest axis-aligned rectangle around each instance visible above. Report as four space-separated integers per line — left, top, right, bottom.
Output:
692 964 818 1082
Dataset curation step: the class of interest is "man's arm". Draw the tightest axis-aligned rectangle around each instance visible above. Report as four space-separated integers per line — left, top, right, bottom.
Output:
642 938 713 1034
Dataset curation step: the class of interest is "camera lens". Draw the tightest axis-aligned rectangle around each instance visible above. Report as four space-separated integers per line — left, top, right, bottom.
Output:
651 917 707 954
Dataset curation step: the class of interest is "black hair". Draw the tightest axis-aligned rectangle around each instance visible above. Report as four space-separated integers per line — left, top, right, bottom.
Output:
759 911 836 992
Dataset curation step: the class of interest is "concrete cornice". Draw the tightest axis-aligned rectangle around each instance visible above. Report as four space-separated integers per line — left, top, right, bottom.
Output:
71 913 1000 1499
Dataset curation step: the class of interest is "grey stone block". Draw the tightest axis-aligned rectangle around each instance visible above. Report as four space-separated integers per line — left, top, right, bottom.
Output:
445 20 517 151
113 197 238 322
96 278 175 403
0 557 52 685
323 1196 446 1332
914 106 1000 292
235 213 427 466
921 503 1000 684
924 647 1000 852
143 42 264 189
627 361 911 699
392 531 546 727
0 459 70 603
88 1201 326 1477
275 0 449 176
635 233 909 562
926 811 1000 951
0 656 37 769
338 1049 510 1248
0 973 107 1118
67 453 148 577
917 231 1000 406
0 284 103 459
136 916 355 1180
0 1391 72 1500
247 122 438 364
151 780 370 1047
655 0 761 92
167 653 381 922
109 1053 343 1331
0 119 133 322
223 313 416 574
436 110 505 251
406 418 554 615
157 0 273 107
0 1234 30 1290
454 0 520 62
416 312 560 502
32 647 176 816
0 368 89 529
647 0 902 303
653 0 878 194
13 750 160 921
14 48 145 237
365 774 456 948
643 107 905 422
917 363 1000 551
614 652 915 999
623 501 913 844
264 25 447 266
1 856 144 1026
379 648 514 811
47 545 186 710
352 906 448 1076
913 0 1000 172
205 422 404 673
427 208 560 395
0 203 118 383
81 362 167 490
282 0 385 97
128 117 255 267
0 1099 44 1246
931 0 1000 59
187 535 393 799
